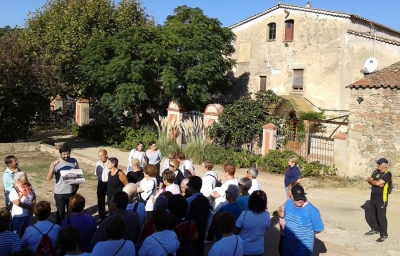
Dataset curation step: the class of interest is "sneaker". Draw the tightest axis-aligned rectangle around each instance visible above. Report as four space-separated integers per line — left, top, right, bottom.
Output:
365 230 379 236
376 236 388 242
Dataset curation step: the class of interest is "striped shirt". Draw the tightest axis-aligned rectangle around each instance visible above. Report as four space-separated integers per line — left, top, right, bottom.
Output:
0 231 21 256
283 200 324 256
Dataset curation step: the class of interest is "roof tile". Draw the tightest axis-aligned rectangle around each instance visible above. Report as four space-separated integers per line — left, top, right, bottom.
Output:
347 61 400 89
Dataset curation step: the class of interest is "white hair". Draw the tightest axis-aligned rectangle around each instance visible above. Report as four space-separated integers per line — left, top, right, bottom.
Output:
123 183 137 203
14 172 25 182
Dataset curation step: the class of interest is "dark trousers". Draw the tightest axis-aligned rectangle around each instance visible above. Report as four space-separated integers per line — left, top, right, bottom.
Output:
370 199 388 236
54 193 75 225
97 181 108 220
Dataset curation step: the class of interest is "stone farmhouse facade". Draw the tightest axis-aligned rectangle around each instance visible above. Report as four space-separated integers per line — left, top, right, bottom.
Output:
346 61 400 177
229 2 400 120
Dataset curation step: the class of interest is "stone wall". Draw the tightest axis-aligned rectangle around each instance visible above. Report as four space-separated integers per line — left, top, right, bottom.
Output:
231 7 400 112
347 88 400 177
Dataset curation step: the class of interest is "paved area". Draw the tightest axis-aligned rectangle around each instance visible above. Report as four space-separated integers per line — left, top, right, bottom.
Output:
30 130 132 169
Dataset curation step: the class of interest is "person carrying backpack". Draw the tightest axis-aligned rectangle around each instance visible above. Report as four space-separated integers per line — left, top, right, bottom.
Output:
200 160 221 204
139 209 179 256
21 201 60 256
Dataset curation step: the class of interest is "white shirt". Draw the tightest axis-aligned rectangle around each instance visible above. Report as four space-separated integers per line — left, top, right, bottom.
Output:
9 186 35 217
139 177 157 211
212 178 238 210
179 159 195 175
128 149 146 171
201 171 218 198
94 160 110 182
248 178 262 195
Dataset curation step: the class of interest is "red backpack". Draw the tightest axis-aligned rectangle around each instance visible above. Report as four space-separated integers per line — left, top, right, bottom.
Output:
32 224 56 256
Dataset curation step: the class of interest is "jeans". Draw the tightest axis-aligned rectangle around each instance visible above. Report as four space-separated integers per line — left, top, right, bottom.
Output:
54 192 76 225
97 181 108 220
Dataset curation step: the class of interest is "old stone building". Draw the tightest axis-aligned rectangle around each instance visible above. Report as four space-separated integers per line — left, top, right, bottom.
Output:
346 61 400 177
229 2 400 118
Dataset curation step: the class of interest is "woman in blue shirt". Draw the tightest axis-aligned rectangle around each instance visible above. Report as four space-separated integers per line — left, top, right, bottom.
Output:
284 155 302 198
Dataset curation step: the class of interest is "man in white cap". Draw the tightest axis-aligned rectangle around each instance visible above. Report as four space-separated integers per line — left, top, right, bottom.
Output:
365 157 392 242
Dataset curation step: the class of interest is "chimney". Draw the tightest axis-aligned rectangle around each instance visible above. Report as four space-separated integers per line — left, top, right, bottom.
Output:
306 1 312 8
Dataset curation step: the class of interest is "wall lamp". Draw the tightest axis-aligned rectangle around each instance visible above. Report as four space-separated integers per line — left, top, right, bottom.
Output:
356 97 364 104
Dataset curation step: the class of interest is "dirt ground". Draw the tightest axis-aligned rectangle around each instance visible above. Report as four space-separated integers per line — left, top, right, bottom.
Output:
1 151 399 256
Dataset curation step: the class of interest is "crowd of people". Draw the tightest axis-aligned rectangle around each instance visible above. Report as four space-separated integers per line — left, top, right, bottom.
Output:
13 142 398 255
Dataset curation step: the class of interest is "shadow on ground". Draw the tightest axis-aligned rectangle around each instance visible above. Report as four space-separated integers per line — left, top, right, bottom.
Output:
27 129 108 150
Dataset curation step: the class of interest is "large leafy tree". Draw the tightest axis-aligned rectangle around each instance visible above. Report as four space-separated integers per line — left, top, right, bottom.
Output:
208 90 281 150
0 30 52 141
80 5 236 119
23 0 153 98
161 6 236 110
81 25 164 118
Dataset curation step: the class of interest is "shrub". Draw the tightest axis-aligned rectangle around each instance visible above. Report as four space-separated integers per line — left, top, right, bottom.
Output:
257 150 304 174
156 133 180 156
121 127 158 150
302 161 323 177
299 111 326 120
71 123 79 136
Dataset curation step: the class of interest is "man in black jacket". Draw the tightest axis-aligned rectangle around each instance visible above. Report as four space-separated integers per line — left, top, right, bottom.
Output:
365 158 392 242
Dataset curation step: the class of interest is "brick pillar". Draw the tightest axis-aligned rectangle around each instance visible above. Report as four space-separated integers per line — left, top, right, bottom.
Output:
167 101 184 147
333 133 348 177
262 123 277 156
75 99 90 126
53 95 63 111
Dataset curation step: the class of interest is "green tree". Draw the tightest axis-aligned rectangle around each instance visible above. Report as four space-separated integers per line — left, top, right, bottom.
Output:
81 25 164 119
0 30 52 141
0 26 12 38
161 6 236 110
79 5 237 119
23 0 153 98
208 90 281 150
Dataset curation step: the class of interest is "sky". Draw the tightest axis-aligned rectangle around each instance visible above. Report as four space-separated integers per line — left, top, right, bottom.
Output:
1 0 400 31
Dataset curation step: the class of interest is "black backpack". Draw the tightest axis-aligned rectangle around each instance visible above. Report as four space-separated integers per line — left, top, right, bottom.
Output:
205 174 222 187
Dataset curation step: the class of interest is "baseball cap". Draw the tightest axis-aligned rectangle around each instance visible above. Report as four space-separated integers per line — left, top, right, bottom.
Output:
376 158 388 164
291 184 307 201
225 184 240 198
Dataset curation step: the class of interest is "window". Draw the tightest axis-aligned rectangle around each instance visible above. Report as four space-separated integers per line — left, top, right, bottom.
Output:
267 23 276 40
284 20 294 41
259 76 267 91
292 69 303 90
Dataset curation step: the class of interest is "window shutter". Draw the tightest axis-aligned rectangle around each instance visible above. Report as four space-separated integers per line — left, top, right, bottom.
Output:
284 20 294 41
260 76 267 91
293 69 304 89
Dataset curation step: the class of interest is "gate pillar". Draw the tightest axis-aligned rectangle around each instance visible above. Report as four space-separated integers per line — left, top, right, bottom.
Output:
262 123 277 156
76 99 90 126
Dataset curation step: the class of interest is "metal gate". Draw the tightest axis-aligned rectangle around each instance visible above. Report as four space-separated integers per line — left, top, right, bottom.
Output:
279 131 334 166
